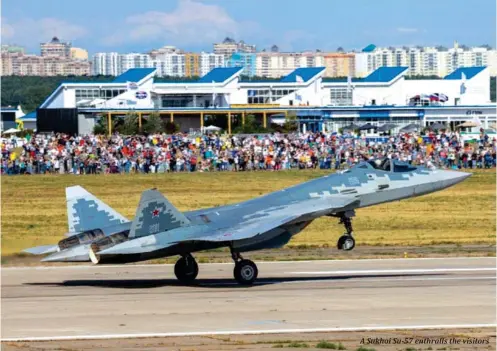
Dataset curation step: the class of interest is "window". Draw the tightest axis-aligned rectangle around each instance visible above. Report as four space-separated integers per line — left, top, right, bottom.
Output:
247 88 295 104
330 88 352 106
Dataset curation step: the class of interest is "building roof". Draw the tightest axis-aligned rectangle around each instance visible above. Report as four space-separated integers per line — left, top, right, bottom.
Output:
280 67 326 83
197 67 244 83
362 44 377 52
18 111 36 120
362 66 408 83
1 107 19 112
322 67 408 84
444 66 486 80
113 68 156 83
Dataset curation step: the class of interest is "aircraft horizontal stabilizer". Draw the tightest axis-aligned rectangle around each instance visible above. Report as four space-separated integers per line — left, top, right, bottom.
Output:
23 245 59 255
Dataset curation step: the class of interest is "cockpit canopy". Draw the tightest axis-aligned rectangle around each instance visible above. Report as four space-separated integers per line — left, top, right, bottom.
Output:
355 158 419 173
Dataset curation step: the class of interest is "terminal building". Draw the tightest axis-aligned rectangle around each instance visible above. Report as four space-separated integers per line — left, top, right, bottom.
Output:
35 65 496 135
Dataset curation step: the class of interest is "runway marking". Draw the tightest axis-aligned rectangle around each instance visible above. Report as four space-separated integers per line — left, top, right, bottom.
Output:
287 267 497 275
3 324 496 342
2 256 494 270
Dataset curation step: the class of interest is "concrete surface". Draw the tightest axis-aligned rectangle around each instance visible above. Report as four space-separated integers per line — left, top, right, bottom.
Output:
2 257 496 341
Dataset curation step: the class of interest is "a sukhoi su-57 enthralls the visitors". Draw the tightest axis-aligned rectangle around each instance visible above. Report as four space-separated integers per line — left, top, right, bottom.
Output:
25 159 471 285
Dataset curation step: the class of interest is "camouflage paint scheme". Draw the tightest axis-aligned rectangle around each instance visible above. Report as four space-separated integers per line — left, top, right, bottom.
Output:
25 159 471 264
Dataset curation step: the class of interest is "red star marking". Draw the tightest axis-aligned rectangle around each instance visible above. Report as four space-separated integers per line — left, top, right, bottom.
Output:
152 208 160 217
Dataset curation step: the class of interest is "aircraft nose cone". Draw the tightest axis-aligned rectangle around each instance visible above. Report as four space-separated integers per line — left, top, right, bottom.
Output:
443 170 471 187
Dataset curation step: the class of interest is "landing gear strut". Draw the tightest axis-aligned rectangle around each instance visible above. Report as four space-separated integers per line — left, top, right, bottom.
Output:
231 250 258 285
174 253 199 284
337 212 356 251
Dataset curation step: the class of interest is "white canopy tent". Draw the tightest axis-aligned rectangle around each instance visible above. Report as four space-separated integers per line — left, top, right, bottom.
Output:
2 128 21 135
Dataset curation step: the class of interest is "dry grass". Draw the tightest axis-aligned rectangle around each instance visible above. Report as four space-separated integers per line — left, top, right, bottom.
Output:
1 169 495 256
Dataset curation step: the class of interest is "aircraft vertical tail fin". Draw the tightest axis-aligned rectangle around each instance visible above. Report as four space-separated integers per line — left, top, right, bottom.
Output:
129 189 190 238
66 186 129 233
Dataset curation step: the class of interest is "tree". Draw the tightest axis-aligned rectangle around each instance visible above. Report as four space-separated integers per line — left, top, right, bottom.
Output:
164 121 180 134
143 112 163 134
118 112 139 135
282 112 298 133
93 114 118 135
233 114 272 134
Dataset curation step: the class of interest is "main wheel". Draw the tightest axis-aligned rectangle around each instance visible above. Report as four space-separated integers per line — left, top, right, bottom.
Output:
337 235 355 251
174 255 199 284
234 259 258 285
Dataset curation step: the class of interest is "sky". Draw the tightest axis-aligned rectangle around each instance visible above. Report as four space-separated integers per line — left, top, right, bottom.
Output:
1 0 496 55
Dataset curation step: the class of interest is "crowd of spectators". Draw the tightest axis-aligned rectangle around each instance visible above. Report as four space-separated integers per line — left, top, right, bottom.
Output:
1 129 496 175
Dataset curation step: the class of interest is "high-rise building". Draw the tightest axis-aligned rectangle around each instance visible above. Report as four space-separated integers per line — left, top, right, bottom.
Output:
70 47 89 61
1 45 25 54
214 37 256 60
120 53 153 72
227 52 256 77
355 42 497 77
40 37 71 58
255 52 325 78
92 52 120 76
323 53 355 78
153 53 185 77
199 52 225 76
185 53 200 77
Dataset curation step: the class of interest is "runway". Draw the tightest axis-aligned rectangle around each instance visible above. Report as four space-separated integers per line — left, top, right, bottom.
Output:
2 257 495 341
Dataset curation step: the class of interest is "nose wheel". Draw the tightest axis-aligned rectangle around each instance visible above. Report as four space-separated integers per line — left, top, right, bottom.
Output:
337 213 356 251
337 235 355 250
174 254 199 284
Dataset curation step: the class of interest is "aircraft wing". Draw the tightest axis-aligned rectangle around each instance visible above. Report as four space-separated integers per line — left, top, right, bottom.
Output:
96 196 359 257
176 195 359 243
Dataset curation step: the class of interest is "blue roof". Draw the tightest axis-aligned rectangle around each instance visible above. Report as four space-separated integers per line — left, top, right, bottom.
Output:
197 67 244 83
113 68 156 83
280 67 325 83
19 111 36 120
362 67 408 83
362 44 377 52
444 67 486 80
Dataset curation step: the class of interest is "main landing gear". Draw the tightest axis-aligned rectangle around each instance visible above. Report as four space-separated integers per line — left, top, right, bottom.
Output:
231 251 258 286
174 253 199 284
173 251 258 286
336 211 356 251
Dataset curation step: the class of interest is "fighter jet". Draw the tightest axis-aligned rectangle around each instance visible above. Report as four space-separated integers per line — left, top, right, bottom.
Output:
25 158 471 285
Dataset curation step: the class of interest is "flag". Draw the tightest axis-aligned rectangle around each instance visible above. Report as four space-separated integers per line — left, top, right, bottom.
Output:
347 75 352 91
296 75 304 83
295 94 302 101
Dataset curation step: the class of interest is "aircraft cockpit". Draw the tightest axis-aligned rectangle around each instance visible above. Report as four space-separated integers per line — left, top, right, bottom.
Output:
354 158 419 173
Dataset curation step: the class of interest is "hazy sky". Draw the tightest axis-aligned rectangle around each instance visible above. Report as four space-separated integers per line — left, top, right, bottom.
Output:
2 0 495 54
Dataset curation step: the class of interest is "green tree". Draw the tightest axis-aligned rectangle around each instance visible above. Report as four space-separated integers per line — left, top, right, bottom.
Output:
233 114 272 134
93 114 118 135
118 112 139 135
164 121 180 134
282 112 298 133
143 112 163 134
